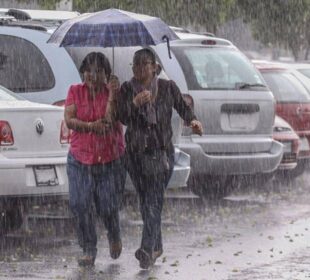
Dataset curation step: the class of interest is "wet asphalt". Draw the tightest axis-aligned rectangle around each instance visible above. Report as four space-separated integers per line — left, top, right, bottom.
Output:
1 172 310 280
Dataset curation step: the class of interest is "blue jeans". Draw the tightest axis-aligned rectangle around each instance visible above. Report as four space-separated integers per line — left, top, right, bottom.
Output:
67 152 126 257
126 145 174 255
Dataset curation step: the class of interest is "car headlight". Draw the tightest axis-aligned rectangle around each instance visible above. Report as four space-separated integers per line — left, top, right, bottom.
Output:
273 126 292 133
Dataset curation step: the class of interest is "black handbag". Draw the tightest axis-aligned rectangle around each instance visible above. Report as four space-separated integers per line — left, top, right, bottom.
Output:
139 150 169 176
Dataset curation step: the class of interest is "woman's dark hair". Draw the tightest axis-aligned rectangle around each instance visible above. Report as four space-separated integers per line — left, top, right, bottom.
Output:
133 48 156 64
79 52 112 81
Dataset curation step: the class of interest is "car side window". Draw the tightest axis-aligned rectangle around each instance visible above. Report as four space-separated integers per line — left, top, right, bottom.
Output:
0 35 55 93
262 71 310 102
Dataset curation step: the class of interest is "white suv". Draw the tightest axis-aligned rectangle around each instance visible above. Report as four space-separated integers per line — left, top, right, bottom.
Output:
67 32 284 197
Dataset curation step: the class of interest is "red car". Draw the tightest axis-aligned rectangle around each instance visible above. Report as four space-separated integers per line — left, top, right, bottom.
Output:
254 61 310 177
273 116 300 174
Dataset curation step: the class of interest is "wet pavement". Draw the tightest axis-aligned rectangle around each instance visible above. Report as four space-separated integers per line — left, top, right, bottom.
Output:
1 173 310 280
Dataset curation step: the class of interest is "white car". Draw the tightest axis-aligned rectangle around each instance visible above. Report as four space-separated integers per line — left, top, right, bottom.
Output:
0 85 69 232
0 16 191 190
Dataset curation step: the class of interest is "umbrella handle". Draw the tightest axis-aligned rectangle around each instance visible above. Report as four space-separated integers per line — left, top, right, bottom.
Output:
162 35 172 59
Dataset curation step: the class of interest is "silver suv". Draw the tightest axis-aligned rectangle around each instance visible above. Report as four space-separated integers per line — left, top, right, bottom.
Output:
168 32 283 195
67 32 283 197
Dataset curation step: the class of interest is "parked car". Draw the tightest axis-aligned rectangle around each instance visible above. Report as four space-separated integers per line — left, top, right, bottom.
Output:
0 8 80 25
288 63 310 80
254 61 310 177
0 85 69 233
273 115 300 172
66 31 283 197
0 18 191 190
285 63 310 94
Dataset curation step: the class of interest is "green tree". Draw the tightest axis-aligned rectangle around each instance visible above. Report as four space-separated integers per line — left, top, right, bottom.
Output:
238 0 310 60
72 0 237 34
16 0 237 35
34 0 60 10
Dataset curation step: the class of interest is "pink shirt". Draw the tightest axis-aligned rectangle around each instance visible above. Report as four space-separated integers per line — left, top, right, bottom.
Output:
65 83 125 165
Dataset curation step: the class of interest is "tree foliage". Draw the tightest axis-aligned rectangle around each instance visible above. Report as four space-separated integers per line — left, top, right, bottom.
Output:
17 0 237 33
16 0 310 59
237 0 310 60
72 0 237 34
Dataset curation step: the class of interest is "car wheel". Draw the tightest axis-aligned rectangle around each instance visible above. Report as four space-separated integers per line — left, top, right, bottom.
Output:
188 174 235 200
236 173 274 190
0 199 23 235
281 159 308 179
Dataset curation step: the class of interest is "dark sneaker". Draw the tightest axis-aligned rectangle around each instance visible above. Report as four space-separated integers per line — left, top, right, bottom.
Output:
135 248 154 269
109 239 122 259
152 248 163 262
77 254 95 267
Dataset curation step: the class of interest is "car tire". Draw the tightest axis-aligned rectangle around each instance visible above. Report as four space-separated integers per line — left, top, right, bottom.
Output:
281 159 308 179
237 173 275 190
188 174 235 200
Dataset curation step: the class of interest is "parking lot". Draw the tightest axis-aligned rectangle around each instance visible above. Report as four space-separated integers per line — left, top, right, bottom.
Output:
1 173 310 280
1 4 310 280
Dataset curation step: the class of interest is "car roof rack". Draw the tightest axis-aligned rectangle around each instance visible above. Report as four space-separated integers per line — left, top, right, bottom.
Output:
170 26 191 33
7 8 31 20
5 8 79 22
170 26 215 37
0 20 47 31
191 31 215 37
0 15 15 22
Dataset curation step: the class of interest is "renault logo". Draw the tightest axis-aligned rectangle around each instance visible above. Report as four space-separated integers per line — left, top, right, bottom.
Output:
35 119 44 135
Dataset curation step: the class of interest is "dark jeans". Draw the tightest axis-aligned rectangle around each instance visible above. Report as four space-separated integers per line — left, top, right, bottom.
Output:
126 145 174 255
67 152 126 257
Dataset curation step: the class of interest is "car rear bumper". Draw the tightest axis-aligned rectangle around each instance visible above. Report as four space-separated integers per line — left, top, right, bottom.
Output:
277 152 298 170
178 136 283 176
125 148 191 191
0 155 68 197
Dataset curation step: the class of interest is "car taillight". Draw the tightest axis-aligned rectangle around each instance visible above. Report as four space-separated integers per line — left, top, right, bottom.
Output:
201 39 216 45
53 100 65 107
60 120 71 144
0 121 14 146
182 94 194 126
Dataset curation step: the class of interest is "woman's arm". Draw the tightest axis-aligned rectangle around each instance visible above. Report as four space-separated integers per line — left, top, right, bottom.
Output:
65 104 109 134
170 80 196 123
170 80 203 135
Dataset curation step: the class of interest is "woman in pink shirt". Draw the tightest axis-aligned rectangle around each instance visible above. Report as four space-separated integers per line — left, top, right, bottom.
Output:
64 52 125 267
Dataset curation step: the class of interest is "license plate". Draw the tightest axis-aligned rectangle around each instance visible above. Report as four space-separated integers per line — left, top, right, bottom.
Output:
227 113 257 131
282 141 292 153
300 137 310 151
33 165 59 187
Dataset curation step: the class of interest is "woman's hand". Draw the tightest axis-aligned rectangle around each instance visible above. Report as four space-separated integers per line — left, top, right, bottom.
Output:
133 90 151 107
107 75 120 96
190 120 203 136
88 119 112 135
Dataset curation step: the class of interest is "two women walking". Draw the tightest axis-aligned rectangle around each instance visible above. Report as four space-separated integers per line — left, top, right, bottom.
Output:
65 49 202 269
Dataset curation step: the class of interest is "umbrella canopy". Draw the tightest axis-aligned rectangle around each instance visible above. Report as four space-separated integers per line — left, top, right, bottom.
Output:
47 8 179 49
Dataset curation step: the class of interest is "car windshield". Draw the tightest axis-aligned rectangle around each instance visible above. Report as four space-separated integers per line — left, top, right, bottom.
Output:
262 71 310 102
0 86 24 101
171 46 265 90
298 68 310 79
